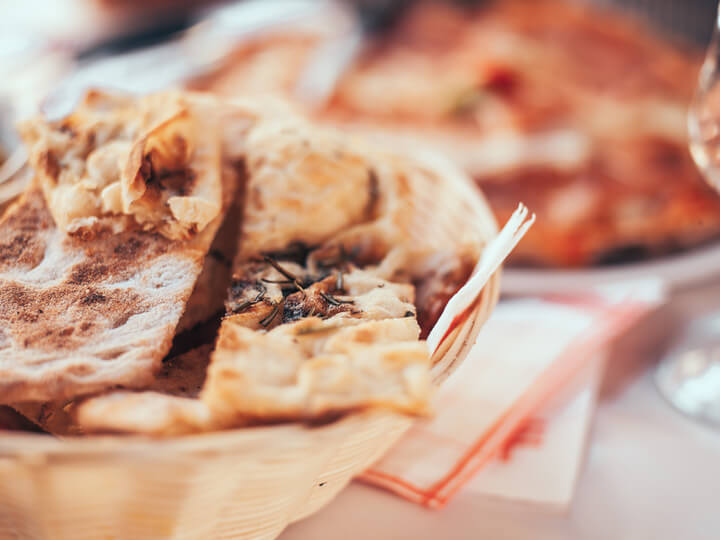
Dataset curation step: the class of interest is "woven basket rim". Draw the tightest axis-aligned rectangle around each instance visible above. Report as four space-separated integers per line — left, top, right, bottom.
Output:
0 407 396 458
0 149 500 459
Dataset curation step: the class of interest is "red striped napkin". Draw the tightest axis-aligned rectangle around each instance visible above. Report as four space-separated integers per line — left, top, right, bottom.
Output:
360 280 664 508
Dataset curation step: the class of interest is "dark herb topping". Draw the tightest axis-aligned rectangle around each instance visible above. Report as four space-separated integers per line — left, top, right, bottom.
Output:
227 279 267 314
259 303 280 327
263 256 305 293
319 291 354 307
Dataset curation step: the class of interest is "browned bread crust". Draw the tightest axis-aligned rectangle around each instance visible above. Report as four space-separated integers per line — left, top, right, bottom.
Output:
0 180 228 403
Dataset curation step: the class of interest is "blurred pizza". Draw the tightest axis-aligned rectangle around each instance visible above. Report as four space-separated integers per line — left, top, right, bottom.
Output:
190 0 720 267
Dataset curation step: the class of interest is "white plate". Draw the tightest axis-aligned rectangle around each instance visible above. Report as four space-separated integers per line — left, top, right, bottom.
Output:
502 242 720 296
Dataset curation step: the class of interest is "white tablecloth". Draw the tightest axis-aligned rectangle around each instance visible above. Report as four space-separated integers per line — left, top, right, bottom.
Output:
281 283 720 540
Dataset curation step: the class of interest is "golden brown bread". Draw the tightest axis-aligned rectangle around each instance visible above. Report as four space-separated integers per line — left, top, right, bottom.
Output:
205 277 430 425
0 89 256 405
201 124 488 426
0 182 229 404
9 186 239 434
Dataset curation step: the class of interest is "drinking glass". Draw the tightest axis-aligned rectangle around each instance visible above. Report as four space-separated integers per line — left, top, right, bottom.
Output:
655 1 720 426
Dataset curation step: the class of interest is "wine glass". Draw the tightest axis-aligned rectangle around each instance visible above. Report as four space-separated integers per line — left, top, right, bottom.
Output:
655 2 720 426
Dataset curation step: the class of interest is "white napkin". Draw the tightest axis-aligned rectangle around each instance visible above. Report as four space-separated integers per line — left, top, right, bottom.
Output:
360 280 665 508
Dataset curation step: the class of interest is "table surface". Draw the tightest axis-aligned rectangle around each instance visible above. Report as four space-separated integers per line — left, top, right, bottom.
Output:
281 282 720 540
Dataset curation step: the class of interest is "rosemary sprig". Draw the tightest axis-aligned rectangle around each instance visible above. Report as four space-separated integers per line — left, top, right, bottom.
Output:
253 288 265 302
319 291 355 307
259 303 281 327
232 287 266 313
261 278 295 284
263 256 305 293
263 256 299 281
233 300 253 312
319 291 341 306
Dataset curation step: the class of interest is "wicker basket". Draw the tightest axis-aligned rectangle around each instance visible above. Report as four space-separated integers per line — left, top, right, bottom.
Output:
0 152 501 540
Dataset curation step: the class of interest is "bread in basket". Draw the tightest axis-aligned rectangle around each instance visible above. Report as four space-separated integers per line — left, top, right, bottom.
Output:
0 90 530 540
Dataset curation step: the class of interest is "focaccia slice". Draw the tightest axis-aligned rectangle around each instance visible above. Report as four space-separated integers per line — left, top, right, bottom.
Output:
238 119 485 334
204 121 437 425
0 91 243 404
205 274 430 424
9 219 238 435
0 178 231 404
